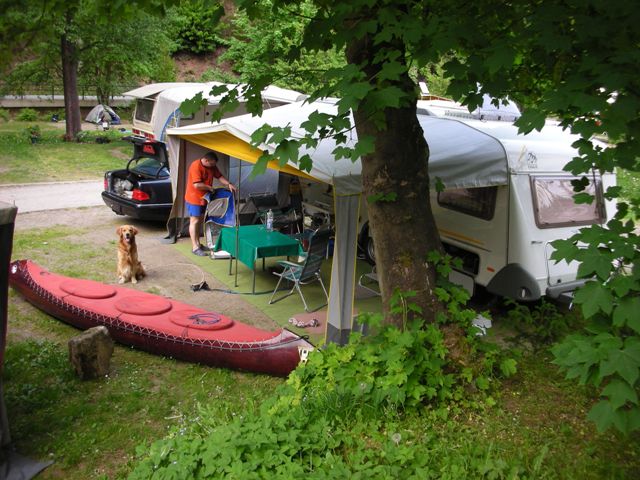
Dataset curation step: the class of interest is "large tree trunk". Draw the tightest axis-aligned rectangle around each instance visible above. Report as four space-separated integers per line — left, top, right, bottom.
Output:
61 29 82 141
346 34 443 327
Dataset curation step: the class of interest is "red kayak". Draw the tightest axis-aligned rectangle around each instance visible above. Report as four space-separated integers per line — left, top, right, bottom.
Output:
9 260 313 376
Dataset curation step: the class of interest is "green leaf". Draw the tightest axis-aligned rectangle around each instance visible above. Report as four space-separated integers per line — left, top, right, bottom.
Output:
573 192 595 205
612 297 640 330
367 192 398 204
378 61 407 83
577 248 614 280
600 347 640 386
180 92 206 117
573 282 614 318
353 136 375 160
499 358 517 378
587 400 617 433
601 379 639 409
475 376 490 391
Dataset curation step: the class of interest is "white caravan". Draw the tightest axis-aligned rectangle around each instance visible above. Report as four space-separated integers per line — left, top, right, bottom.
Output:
124 82 307 142
164 98 615 307
357 115 615 303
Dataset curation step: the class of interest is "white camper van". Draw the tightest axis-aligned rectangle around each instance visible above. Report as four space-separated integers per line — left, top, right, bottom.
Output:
124 82 307 142
357 115 615 303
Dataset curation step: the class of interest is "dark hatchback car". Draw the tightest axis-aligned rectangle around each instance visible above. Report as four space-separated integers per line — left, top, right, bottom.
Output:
102 137 172 221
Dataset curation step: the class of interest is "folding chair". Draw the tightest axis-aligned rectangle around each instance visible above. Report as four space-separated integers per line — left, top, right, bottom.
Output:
268 226 332 312
248 193 300 234
357 265 381 297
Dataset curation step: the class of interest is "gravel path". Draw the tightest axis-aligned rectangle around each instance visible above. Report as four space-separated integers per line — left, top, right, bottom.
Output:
0 180 104 213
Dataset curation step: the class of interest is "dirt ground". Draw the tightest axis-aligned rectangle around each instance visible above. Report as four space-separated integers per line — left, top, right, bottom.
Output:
12 205 279 331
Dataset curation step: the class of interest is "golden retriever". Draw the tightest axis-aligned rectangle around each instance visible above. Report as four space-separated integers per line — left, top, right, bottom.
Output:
116 225 146 284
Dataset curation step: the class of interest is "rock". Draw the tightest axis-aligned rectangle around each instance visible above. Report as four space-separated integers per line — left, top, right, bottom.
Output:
68 326 114 380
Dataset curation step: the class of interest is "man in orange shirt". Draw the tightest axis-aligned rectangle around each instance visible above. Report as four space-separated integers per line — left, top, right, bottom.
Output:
184 152 236 256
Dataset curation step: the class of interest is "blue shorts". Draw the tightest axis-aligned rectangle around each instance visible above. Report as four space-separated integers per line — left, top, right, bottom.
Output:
186 201 205 217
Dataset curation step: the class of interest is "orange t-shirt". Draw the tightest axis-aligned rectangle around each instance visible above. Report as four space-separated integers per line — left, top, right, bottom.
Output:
184 159 223 206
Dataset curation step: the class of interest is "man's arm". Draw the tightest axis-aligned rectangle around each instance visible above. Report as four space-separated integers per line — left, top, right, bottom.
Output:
193 178 236 193
217 176 236 192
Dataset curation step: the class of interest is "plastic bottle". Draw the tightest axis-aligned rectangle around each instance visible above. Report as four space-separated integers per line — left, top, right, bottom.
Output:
266 209 274 232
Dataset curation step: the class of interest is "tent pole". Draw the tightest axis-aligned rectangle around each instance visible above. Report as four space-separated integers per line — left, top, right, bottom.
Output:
234 160 240 288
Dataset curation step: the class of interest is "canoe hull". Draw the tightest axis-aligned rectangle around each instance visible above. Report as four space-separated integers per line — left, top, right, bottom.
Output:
9 260 313 376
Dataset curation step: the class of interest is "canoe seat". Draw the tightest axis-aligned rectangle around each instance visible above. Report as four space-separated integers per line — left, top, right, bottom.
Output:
60 279 117 299
115 296 172 315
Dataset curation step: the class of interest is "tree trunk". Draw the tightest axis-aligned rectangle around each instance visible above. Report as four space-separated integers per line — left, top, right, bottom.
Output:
346 35 443 327
61 30 81 141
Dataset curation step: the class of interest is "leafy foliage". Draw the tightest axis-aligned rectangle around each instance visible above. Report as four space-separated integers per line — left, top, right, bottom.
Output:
16 108 39 122
168 0 227 54
129 254 519 478
504 299 583 347
220 1 344 93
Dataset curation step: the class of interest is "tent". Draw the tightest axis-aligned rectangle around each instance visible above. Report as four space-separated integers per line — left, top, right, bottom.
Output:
165 99 575 344
85 104 121 125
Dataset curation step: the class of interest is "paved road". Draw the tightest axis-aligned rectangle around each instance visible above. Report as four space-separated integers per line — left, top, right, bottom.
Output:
0 180 104 213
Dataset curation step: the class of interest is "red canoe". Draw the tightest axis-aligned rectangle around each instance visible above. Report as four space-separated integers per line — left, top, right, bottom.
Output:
9 260 314 376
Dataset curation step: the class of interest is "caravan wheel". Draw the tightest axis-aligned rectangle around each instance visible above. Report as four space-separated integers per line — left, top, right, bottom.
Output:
365 236 376 266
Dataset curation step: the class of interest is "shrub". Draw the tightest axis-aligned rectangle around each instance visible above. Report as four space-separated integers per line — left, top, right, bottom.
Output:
169 1 228 54
26 125 41 144
504 299 582 346
16 108 39 122
0 108 10 122
129 253 520 478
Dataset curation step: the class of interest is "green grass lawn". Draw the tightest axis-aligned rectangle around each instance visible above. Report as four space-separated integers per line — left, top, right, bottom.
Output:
5 222 639 479
0 121 130 184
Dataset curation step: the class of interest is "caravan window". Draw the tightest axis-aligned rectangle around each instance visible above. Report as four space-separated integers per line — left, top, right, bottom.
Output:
135 99 155 122
531 175 605 228
438 187 497 220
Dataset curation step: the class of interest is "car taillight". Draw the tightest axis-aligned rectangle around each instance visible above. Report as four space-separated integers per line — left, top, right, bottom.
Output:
132 189 150 201
104 178 108 190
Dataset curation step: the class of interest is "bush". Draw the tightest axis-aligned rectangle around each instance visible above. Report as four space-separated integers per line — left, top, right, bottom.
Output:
26 125 41 144
0 108 10 122
169 1 228 54
129 253 521 478
16 108 39 122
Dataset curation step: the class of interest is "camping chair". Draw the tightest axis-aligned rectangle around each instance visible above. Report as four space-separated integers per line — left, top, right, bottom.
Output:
248 192 300 234
268 226 331 312
357 265 380 297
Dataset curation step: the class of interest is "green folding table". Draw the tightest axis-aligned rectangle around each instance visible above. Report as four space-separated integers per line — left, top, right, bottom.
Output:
214 224 303 294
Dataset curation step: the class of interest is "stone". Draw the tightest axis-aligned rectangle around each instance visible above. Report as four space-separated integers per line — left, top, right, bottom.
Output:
68 326 114 380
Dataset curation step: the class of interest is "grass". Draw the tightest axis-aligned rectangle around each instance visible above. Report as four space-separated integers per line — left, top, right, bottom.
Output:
5 222 640 479
6 223 283 479
618 167 640 206
0 120 130 184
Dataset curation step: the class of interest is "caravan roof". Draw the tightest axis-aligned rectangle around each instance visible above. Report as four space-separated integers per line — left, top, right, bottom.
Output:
123 82 215 99
167 99 584 193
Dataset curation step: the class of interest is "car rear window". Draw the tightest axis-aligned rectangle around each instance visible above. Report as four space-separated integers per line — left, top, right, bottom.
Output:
130 157 169 177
